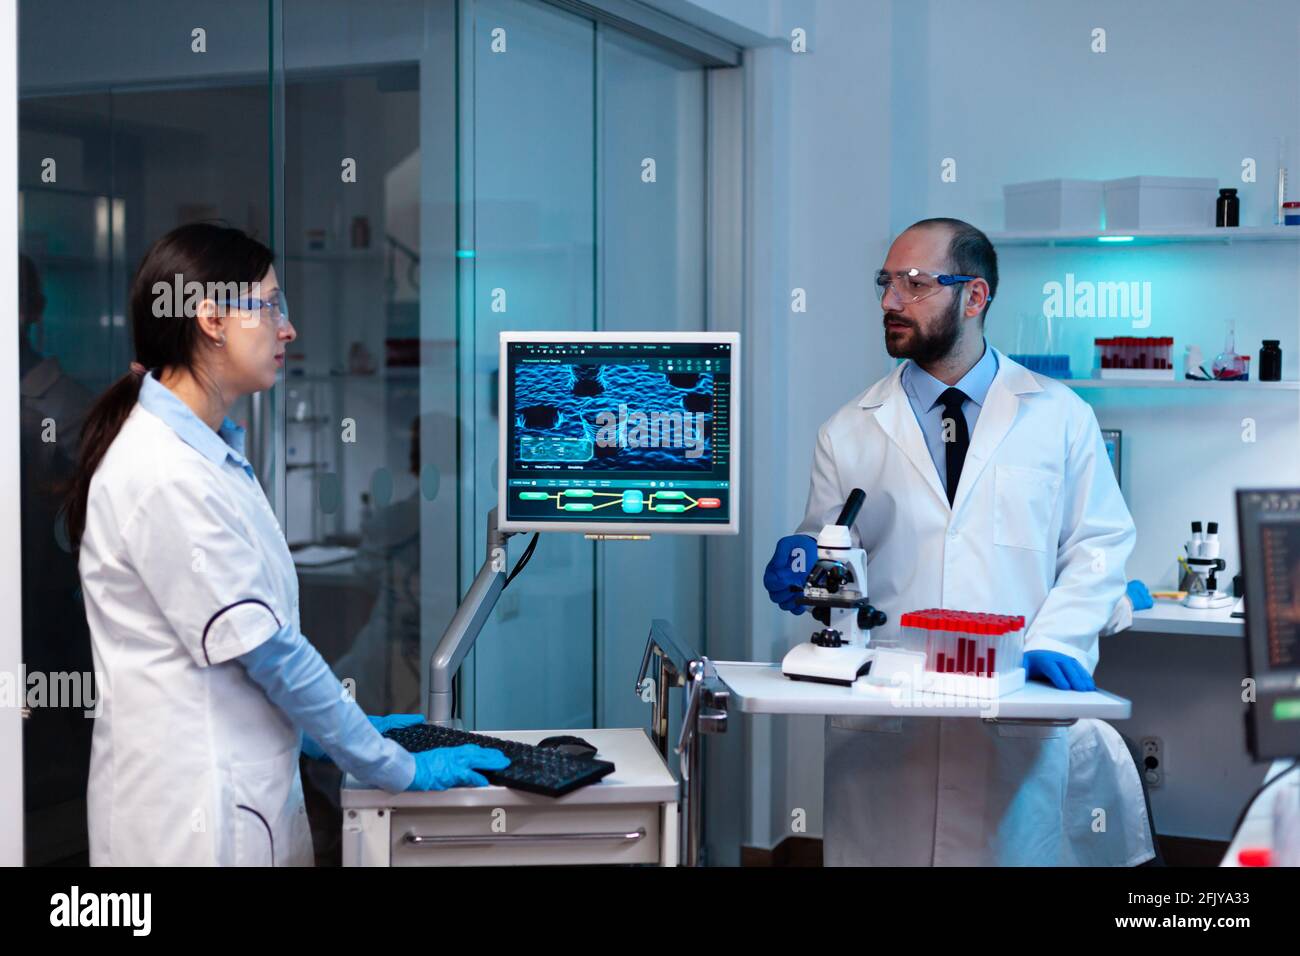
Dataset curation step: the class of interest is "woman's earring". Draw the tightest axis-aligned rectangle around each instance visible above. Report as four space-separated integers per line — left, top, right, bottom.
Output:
217 333 227 347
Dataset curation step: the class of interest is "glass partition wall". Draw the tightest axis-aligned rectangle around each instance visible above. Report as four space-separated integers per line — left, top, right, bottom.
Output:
18 0 711 864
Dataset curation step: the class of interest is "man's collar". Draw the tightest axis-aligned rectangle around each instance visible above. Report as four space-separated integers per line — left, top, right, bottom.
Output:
902 339 999 410
138 372 253 477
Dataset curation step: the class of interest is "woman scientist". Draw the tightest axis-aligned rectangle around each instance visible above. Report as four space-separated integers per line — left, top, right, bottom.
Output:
65 223 508 866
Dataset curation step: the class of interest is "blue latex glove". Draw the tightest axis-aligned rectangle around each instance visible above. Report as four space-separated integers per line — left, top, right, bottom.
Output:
407 744 512 791
1126 579 1153 611
302 714 425 762
1024 650 1095 692
238 625 417 792
300 732 328 761
763 534 817 615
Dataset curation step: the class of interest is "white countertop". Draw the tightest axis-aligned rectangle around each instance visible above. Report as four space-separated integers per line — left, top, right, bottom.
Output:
1128 598 1243 638
342 727 678 809
712 661 1131 719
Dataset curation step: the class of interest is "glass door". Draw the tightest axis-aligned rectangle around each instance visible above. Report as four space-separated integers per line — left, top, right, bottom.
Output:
456 0 710 732
15 0 712 866
277 0 458 863
17 0 274 864
458 0 598 731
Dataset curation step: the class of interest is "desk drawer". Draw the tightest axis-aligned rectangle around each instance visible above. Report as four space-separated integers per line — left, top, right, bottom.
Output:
389 803 663 866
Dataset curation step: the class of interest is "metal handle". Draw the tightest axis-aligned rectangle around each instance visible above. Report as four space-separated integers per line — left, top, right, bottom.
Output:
635 632 657 697
403 828 646 847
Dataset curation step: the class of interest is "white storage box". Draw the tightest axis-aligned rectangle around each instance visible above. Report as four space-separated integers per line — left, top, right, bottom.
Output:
1003 179 1103 231
1103 176 1217 230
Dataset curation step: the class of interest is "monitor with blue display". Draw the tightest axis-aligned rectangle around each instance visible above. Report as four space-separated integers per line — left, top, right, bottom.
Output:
498 331 739 535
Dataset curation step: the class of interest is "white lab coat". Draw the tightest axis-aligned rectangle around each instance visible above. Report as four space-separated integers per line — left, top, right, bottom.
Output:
79 393 313 866
799 350 1142 865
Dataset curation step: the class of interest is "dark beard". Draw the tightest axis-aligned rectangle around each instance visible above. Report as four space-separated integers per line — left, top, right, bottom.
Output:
884 292 962 365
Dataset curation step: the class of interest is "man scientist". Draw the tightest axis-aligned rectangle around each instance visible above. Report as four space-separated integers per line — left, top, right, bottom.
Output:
763 218 1137 866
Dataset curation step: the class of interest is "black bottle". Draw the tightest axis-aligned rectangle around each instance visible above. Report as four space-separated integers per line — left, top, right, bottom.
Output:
1216 188 1240 227
1260 340 1282 381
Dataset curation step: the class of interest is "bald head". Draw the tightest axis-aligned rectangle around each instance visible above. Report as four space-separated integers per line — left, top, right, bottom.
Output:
900 218 998 322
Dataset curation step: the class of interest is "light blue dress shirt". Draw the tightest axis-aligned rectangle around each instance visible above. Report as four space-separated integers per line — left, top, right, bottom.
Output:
901 341 999 485
137 371 256 482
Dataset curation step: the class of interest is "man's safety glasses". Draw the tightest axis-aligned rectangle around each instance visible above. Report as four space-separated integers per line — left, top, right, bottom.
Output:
874 268 977 305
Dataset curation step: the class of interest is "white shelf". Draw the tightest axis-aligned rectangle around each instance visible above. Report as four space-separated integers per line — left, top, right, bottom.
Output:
1066 378 1300 391
1124 599 1243 638
991 226 1300 247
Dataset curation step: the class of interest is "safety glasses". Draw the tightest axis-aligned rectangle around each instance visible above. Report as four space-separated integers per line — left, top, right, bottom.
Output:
874 267 976 305
232 289 290 330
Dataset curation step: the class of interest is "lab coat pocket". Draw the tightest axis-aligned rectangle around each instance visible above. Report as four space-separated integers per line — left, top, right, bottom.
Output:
229 748 298 867
993 465 1059 552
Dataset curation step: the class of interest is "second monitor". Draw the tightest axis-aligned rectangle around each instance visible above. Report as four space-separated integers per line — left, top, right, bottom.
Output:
498 331 739 535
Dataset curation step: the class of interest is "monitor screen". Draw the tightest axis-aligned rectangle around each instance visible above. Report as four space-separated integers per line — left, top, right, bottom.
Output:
1236 489 1300 760
498 331 739 534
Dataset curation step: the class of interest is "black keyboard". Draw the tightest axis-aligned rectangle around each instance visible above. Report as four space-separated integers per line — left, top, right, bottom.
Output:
382 724 616 798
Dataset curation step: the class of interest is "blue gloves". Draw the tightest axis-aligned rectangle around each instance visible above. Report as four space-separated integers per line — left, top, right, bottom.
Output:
763 534 817 614
1126 579 1153 611
300 732 328 761
1024 650 1095 692
302 713 510 790
237 625 417 792
368 713 426 734
407 744 512 791
302 714 424 762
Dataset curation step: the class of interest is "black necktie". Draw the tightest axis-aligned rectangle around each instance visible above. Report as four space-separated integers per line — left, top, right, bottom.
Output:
937 387 970 506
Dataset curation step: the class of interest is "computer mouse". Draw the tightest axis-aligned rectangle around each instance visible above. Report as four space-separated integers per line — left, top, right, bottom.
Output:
537 735 598 758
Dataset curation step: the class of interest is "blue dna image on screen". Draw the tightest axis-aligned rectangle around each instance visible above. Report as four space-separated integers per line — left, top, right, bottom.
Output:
513 362 713 472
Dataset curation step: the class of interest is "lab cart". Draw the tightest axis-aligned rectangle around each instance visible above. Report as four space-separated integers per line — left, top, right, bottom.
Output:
342 727 679 866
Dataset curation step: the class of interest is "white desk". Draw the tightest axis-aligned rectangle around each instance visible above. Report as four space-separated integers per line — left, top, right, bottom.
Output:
1221 759 1297 866
341 727 679 866
1129 599 1242 638
713 661 1131 720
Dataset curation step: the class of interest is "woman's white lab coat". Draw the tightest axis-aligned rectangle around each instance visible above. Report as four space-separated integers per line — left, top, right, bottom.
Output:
799 351 1147 865
79 376 313 866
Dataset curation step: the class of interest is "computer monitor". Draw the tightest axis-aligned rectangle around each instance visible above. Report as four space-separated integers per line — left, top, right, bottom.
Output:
1236 489 1300 760
498 331 739 535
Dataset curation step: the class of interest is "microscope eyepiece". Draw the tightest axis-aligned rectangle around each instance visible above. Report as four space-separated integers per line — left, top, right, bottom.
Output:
835 488 866 528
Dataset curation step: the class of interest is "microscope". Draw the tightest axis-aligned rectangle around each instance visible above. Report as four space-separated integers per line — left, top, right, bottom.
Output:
781 488 888 685
1184 520 1232 610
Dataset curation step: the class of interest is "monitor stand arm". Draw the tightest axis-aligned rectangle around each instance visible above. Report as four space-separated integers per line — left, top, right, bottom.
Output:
427 508 516 726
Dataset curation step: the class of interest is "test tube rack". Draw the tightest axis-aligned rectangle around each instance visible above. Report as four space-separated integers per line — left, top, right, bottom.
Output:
897 609 1027 698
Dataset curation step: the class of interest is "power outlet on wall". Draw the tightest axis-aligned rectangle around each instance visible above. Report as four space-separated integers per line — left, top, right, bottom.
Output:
1140 736 1163 789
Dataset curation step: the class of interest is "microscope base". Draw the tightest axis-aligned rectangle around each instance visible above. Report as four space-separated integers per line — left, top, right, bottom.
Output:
781 643 873 686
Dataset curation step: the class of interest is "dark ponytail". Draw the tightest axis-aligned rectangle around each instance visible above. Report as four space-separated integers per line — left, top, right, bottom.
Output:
63 222 274 547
